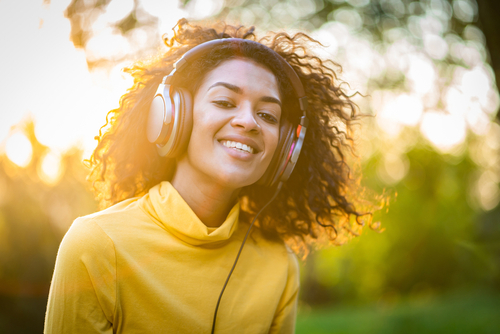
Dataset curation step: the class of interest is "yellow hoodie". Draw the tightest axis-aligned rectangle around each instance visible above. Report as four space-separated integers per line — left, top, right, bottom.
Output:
44 182 299 333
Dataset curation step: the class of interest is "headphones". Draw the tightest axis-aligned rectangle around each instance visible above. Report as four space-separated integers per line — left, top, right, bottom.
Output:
146 38 309 187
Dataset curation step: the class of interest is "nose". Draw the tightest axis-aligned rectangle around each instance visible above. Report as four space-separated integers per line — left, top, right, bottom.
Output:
230 103 260 132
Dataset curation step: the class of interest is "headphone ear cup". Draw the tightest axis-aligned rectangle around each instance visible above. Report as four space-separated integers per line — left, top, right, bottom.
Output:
155 87 193 158
147 84 171 145
167 87 193 158
258 121 294 187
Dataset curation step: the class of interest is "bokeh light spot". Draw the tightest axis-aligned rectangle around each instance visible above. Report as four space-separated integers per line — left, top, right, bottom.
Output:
420 111 467 152
466 101 490 135
424 34 448 60
377 153 410 185
445 86 468 116
38 151 63 185
394 94 423 126
461 66 490 101
463 24 486 45
185 0 224 20
406 56 436 95
5 133 33 167
453 0 476 23
476 170 500 211
375 91 423 135
333 8 363 31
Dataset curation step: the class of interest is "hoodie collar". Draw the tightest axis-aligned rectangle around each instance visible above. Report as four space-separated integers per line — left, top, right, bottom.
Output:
139 182 240 246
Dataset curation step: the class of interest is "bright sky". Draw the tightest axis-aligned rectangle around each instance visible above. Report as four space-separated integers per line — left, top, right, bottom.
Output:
0 0 116 159
0 0 189 164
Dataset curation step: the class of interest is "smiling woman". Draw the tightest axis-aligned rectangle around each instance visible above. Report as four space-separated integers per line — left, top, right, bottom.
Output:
44 19 376 334
173 59 282 219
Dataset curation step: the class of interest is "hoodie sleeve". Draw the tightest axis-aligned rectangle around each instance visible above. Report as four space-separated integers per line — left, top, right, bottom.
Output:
44 218 116 334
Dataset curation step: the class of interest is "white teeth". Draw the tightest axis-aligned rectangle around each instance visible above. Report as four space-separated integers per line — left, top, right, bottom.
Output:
222 140 254 154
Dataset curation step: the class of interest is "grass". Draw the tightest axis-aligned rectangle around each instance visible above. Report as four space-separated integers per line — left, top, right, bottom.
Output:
296 289 500 334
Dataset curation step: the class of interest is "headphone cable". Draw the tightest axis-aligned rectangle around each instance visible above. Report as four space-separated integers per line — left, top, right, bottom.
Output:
210 182 283 334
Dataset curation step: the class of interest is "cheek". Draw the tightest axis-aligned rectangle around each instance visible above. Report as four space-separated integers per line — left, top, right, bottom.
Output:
184 114 206 156
190 103 216 138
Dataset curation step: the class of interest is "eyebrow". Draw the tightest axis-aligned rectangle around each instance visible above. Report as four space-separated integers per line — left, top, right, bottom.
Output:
261 96 282 108
208 82 241 94
208 81 282 108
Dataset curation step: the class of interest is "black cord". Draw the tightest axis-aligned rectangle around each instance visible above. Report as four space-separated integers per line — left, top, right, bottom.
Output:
210 182 283 334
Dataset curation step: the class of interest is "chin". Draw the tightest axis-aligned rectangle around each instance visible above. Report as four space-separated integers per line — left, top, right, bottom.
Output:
213 171 261 190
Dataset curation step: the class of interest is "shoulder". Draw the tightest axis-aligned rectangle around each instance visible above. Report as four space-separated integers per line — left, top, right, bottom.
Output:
58 216 114 267
69 196 153 241
285 245 300 286
83 197 145 227
59 198 141 257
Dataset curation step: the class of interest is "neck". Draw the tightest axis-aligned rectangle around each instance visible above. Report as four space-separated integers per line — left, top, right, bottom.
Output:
171 167 240 228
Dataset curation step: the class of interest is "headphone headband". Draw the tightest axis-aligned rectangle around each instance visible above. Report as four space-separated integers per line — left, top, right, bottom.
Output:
166 38 307 112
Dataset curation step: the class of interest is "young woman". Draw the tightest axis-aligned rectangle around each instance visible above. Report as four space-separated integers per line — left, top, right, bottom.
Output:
44 20 372 333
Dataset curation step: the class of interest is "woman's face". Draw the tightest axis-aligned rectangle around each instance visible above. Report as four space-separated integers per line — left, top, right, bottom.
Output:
175 58 281 190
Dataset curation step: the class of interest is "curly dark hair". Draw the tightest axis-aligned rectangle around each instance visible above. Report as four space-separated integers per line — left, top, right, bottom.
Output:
86 19 378 255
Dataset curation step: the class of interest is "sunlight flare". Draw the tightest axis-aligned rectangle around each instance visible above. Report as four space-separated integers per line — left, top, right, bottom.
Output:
38 151 64 185
420 111 467 152
5 133 33 168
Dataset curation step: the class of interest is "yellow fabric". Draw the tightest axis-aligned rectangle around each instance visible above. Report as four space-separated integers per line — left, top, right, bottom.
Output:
44 182 299 333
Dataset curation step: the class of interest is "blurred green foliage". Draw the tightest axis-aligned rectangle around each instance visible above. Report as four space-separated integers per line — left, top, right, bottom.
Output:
300 133 500 308
297 289 500 333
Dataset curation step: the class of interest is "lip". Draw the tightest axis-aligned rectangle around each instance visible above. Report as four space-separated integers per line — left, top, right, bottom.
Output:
218 142 256 161
217 135 261 153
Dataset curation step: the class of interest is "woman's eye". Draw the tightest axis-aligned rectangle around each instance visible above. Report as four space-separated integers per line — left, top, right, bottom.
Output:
213 100 234 108
258 112 278 124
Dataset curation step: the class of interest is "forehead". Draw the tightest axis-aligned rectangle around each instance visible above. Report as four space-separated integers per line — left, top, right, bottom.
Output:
198 58 280 95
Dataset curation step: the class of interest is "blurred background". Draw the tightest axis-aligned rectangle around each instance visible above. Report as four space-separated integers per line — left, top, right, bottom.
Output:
1 0 499 332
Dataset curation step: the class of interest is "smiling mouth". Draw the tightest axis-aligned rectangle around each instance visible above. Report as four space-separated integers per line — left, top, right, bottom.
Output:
220 140 255 154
